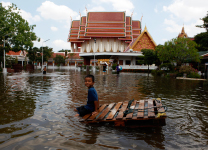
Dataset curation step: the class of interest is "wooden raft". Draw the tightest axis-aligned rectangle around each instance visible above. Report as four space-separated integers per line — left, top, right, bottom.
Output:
80 98 167 127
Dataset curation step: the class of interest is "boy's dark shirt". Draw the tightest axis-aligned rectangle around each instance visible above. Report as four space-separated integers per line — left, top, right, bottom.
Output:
84 87 98 112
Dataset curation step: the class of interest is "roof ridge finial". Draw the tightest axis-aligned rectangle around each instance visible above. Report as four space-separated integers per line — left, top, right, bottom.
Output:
85 5 88 13
131 10 134 18
70 16 72 23
79 10 81 18
144 25 147 31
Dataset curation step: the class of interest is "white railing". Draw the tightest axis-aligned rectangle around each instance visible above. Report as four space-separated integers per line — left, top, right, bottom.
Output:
121 65 157 70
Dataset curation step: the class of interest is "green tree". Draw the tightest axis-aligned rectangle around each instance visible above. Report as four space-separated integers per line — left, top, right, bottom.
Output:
136 56 144 65
36 46 53 65
157 37 200 67
27 47 39 63
194 32 208 51
196 11 208 31
194 12 208 51
0 3 39 65
141 49 155 74
58 49 71 52
53 54 65 66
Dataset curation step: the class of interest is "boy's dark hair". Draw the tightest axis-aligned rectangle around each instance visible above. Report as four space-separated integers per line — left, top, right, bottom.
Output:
85 74 95 82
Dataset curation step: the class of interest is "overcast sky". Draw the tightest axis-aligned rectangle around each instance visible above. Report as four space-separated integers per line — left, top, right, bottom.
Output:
1 0 207 52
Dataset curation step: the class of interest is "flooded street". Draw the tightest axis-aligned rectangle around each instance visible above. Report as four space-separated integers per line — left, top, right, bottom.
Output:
0 69 208 150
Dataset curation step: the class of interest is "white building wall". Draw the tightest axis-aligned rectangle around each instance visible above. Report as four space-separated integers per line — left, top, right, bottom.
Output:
81 38 128 53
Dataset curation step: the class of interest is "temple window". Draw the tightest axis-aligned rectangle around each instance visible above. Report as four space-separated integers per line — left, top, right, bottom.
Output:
126 60 131 65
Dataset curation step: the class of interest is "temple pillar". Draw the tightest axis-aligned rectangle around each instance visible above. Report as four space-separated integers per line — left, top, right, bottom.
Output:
108 39 109 52
114 39 116 52
71 43 74 52
75 43 78 52
22 61 23 66
101 38 102 52
53 61 54 67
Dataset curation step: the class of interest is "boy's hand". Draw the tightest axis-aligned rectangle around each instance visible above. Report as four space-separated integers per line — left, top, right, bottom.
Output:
92 111 98 115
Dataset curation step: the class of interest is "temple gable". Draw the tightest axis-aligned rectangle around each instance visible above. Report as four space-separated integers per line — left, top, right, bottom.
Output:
125 26 156 52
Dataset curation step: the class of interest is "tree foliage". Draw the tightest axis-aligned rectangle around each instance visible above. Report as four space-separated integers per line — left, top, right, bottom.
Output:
58 49 71 52
53 54 65 66
26 47 39 62
195 11 208 51
0 3 39 50
156 38 200 66
196 11 208 32
0 3 39 65
194 32 208 51
27 46 53 64
141 49 155 73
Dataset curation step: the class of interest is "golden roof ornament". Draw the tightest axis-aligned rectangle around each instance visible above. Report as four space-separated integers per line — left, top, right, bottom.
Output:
144 25 147 32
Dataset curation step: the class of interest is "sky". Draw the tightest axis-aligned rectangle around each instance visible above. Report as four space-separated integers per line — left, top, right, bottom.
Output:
1 0 207 52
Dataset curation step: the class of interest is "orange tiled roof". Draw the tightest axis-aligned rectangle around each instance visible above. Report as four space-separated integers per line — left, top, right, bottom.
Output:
6 51 22 56
68 11 141 44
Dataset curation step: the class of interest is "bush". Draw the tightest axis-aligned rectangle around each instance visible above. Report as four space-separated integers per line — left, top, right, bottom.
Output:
179 65 200 78
96 66 100 70
160 63 174 71
83 65 86 69
88 66 92 70
151 70 164 76
112 63 117 70
179 65 198 74
187 72 201 78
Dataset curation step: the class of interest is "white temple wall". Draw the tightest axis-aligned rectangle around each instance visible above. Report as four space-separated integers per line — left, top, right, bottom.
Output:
81 38 129 53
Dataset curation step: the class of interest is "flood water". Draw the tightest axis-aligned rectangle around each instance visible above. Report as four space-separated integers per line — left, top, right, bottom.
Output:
0 69 208 150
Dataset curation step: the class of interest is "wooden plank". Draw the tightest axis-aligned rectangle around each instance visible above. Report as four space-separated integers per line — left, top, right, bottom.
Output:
132 101 140 119
106 102 122 120
144 101 149 118
87 104 107 121
126 100 137 119
116 101 128 120
148 99 155 118
80 114 92 122
96 103 115 120
137 100 144 118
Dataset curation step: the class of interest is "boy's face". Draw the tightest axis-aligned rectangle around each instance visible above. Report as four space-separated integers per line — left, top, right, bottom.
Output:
85 77 94 88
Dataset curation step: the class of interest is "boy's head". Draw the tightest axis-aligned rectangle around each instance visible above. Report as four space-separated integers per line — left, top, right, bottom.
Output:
85 75 95 88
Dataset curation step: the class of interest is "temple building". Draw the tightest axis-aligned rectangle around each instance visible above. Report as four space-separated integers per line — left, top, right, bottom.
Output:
68 11 157 69
178 26 194 41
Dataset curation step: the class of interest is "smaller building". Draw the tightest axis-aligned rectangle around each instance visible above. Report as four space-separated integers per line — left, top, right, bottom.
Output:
6 50 28 66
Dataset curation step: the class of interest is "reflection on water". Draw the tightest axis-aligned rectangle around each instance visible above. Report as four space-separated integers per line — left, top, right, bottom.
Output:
0 70 208 149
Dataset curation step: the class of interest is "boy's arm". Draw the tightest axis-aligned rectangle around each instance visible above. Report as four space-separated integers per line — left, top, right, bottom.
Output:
92 99 99 115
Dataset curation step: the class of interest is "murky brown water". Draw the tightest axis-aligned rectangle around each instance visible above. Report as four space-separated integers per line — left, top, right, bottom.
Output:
0 69 208 150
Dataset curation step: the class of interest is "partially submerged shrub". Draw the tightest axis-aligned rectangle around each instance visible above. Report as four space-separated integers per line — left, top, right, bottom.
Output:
187 72 201 78
179 65 200 78
179 65 198 74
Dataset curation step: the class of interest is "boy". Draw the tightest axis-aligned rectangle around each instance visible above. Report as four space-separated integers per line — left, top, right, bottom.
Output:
74 75 99 117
